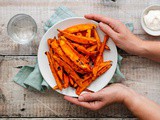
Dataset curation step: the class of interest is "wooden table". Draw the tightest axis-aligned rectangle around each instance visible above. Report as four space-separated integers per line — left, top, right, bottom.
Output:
0 0 160 119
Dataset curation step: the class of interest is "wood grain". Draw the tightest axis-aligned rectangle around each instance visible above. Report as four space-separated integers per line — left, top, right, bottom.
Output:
0 55 160 118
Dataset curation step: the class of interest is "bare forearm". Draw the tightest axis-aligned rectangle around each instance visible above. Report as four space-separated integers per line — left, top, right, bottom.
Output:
138 40 160 62
124 89 160 120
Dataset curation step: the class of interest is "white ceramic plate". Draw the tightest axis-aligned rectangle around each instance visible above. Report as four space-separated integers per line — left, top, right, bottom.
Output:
38 17 117 97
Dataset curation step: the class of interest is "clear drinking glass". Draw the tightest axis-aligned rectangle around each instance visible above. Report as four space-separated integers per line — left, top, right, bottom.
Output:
7 14 37 44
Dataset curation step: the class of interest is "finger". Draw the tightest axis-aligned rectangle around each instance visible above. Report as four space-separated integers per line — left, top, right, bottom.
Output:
64 96 94 109
85 14 121 32
78 92 102 102
99 22 118 40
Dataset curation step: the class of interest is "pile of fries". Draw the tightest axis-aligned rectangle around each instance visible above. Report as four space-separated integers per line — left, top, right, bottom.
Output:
45 23 112 95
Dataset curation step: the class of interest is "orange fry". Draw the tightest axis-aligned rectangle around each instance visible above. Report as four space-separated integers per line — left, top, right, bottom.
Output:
93 29 101 50
97 62 112 77
47 38 55 53
58 29 97 45
69 77 74 86
53 54 83 87
76 79 93 95
87 45 97 52
46 52 63 90
93 61 112 78
63 23 96 33
86 29 91 38
94 35 109 66
63 74 69 88
59 39 91 72
71 43 97 56
105 45 110 50
60 36 90 65
54 60 63 80
76 32 82 36
53 85 59 90
51 39 85 73
73 83 78 88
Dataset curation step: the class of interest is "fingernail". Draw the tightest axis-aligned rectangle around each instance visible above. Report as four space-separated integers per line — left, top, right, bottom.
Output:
78 96 84 101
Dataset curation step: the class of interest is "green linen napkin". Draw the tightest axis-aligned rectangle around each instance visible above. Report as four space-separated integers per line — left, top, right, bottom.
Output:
13 6 134 92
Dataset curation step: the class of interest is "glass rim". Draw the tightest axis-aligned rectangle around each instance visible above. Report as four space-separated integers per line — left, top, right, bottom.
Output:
7 13 37 44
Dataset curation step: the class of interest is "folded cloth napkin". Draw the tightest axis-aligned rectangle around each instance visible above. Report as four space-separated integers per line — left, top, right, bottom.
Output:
13 6 134 92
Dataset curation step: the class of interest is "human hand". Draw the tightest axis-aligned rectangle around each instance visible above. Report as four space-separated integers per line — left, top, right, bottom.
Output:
85 14 145 55
64 84 130 111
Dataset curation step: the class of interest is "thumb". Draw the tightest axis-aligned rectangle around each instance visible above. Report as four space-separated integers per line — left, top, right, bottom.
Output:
78 92 101 102
99 22 118 40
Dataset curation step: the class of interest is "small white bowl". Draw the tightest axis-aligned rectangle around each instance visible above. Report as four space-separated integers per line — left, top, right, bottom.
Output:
141 5 160 36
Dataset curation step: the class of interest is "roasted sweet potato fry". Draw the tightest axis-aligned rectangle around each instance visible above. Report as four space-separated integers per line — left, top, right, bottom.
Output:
76 32 82 36
76 79 93 95
59 39 91 72
97 62 112 77
93 61 112 78
52 54 83 87
86 29 91 38
87 45 97 52
71 43 97 56
100 42 110 50
47 38 55 53
54 60 63 81
63 74 69 88
63 23 96 33
58 29 97 45
82 74 93 82
60 36 90 65
69 77 74 86
51 39 85 73
46 52 63 90
73 83 78 88
105 45 110 50
93 29 101 50
53 85 59 90
94 35 109 66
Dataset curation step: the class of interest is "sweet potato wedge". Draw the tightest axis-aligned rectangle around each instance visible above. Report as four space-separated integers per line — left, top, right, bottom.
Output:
59 39 91 72
76 79 93 95
86 29 91 38
46 52 63 90
93 29 101 50
94 35 109 66
93 61 112 78
63 23 96 33
87 45 97 52
52 54 83 87
54 60 63 81
60 36 90 65
63 73 69 88
58 29 97 45
71 43 97 56
51 39 85 73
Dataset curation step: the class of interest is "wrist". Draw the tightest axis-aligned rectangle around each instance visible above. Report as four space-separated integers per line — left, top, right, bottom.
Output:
135 40 148 57
123 88 142 112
